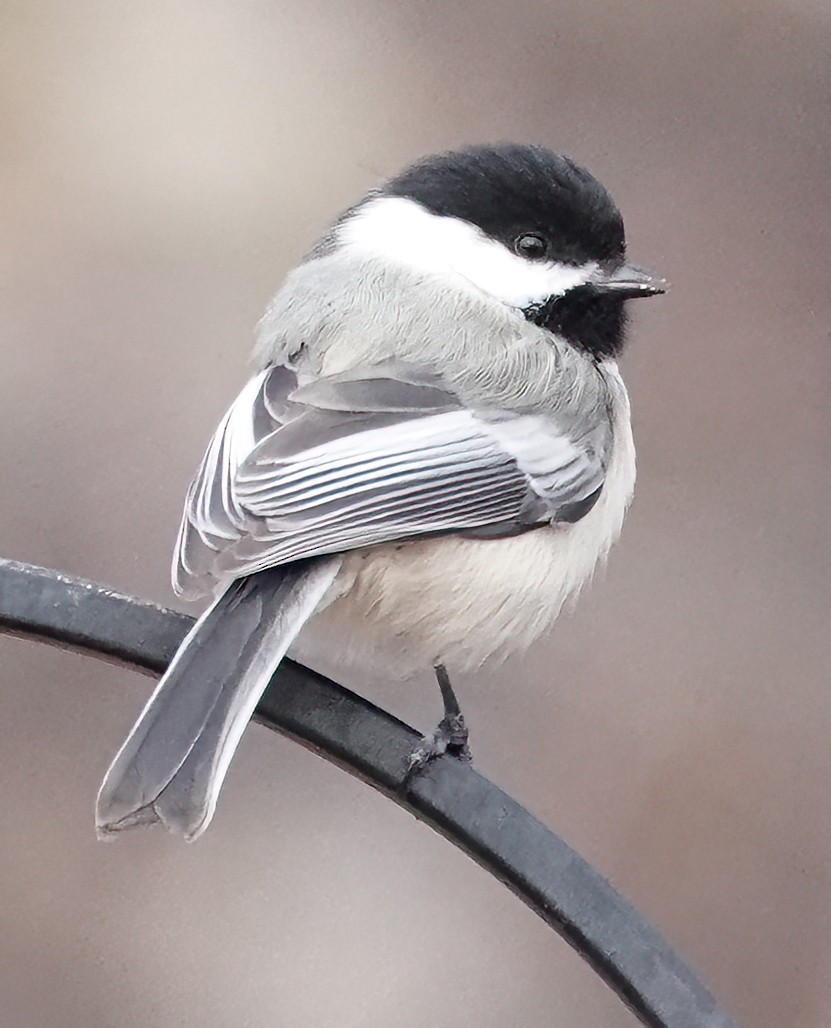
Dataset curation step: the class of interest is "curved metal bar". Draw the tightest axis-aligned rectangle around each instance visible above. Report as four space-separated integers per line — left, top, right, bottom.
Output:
0 558 736 1028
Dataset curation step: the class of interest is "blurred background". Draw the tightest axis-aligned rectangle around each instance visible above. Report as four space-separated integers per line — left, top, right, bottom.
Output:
1 1 830 1025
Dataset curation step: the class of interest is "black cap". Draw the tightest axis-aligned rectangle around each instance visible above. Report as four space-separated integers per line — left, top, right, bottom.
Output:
382 143 626 267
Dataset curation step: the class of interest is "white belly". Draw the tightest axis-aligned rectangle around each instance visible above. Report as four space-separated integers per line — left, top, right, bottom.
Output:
299 385 636 677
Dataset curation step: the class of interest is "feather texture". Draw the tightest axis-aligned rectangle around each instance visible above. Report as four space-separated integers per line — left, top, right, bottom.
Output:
97 558 341 840
173 360 612 599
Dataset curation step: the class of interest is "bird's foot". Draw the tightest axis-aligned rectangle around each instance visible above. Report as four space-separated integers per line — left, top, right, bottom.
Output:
407 712 472 773
403 665 472 787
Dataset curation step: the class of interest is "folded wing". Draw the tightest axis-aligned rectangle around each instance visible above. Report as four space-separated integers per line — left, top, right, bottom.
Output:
173 360 611 599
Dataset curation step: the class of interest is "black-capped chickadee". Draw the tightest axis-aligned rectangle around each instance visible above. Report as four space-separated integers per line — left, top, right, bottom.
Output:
97 143 666 841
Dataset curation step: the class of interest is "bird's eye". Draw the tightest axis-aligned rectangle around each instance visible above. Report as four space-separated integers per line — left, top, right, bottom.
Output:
514 233 549 260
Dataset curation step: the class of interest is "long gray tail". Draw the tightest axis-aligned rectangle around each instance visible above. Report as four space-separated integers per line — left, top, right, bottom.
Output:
96 557 341 841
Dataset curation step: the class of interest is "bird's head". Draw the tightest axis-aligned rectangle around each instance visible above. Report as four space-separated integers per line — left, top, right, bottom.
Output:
335 143 666 359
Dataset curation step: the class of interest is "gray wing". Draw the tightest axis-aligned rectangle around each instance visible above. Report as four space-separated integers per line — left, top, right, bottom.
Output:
173 360 612 599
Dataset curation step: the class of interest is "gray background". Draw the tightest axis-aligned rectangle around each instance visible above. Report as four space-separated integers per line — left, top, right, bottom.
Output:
2 2 830 1025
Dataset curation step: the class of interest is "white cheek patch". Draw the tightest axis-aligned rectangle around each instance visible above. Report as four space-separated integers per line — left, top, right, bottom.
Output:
338 196 596 309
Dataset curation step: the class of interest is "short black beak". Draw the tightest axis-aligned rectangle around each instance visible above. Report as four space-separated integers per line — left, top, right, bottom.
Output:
592 262 668 300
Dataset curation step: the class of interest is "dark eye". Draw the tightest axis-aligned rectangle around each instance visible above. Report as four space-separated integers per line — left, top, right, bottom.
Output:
514 233 549 260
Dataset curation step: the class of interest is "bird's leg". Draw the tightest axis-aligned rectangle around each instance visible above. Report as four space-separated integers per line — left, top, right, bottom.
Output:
405 664 472 780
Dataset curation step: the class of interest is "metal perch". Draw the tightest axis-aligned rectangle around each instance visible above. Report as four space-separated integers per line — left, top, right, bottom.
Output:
0 558 736 1028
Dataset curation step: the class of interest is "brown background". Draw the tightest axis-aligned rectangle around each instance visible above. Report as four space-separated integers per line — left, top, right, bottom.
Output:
1 2 830 1025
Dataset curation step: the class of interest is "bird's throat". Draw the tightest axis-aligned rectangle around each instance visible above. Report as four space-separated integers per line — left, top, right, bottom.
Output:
524 286 627 360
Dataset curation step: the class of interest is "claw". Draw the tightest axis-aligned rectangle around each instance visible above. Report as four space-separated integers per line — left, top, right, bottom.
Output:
403 665 472 789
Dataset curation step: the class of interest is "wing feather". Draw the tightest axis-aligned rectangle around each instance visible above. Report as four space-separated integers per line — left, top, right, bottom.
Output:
173 362 611 598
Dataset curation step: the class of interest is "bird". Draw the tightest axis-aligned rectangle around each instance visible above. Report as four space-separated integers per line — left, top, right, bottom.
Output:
96 143 666 841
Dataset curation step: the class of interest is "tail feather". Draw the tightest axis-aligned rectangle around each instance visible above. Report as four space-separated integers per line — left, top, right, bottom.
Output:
96 557 341 841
